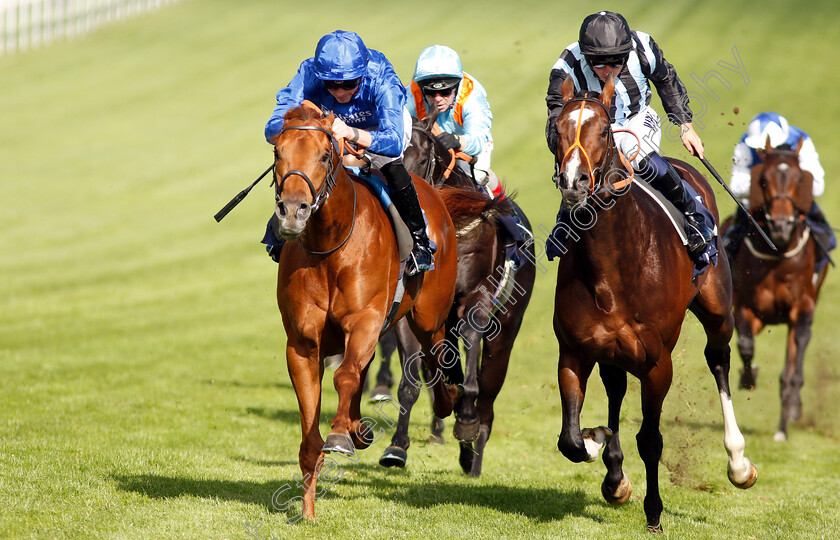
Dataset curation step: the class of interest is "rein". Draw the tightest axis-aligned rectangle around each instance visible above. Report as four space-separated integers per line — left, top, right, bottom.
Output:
410 122 472 186
555 95 633 196
274 124 358 256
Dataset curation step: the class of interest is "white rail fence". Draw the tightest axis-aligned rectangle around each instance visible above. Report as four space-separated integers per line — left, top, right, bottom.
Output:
1 0 181 55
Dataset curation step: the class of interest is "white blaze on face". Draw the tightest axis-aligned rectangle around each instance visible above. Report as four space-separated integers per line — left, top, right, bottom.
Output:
562 107 596 187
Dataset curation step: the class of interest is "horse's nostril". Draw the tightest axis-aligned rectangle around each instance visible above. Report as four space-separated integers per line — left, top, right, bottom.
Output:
277 202 287 217
298 202 312 220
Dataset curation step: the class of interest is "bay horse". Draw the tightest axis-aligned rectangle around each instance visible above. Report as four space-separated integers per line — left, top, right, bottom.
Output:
271 105 492 519
551 75 757 531
729 140 828 442
377 111 536 476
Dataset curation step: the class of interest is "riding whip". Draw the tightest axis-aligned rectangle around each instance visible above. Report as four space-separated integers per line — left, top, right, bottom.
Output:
214 163 275 222
697 156 778 252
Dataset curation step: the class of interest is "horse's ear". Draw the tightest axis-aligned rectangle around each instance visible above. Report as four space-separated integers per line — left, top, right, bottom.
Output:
794 135 805 155
764 135 773 153
600 74 616 109
748 163 766 209
561 76 575 103
795 169 814 213
426 106 439 128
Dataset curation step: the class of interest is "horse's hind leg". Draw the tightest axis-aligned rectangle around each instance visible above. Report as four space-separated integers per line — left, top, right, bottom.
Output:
777 307 814 441
380 319 421 468
637 360 672 532
369 328 398 402
691 264 758 488
598 364 632 505
286 344 325 519
735 306 763 390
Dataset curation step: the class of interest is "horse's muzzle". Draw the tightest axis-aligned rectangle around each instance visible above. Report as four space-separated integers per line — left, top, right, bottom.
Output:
274 199 312 239
767 217 795 246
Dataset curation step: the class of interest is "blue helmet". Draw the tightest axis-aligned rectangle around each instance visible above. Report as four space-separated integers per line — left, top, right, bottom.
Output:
313 30 370 81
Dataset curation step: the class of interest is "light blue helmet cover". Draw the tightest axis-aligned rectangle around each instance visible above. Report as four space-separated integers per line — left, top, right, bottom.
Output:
313 30 370 80
413 45 463 83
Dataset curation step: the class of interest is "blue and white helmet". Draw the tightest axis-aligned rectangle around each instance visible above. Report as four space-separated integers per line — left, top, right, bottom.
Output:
744 112 790 149
413 45 463 91
313 30 369 81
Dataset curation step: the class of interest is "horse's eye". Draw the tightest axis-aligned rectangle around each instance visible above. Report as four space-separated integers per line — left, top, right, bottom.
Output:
320 152 330 163
601 128 609 139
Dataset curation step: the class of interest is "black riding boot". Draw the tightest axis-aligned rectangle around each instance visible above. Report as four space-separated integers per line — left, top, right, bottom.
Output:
382 161 434 276
722 208 749 260
641 153 713 256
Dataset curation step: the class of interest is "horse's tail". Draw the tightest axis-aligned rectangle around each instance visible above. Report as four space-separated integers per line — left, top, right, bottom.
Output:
438 185 511 233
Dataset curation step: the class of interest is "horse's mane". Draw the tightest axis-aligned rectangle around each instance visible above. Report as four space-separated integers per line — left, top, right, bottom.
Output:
284 105 325 124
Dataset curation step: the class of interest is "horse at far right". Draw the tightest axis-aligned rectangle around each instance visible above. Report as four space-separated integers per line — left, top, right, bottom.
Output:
723 114 835 441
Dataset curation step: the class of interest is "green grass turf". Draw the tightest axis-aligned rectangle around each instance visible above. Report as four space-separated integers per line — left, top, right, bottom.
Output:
2 0 839 537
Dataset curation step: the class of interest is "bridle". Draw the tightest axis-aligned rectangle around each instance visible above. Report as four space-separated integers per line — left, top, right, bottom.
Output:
273 124 357 256
274 125 340 213
554 95 633 196
409 122 463 187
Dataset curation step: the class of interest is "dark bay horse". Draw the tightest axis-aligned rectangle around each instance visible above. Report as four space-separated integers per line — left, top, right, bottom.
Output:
272 105 492 518
551 75 757 531
728 140 828 442
377 112 536 476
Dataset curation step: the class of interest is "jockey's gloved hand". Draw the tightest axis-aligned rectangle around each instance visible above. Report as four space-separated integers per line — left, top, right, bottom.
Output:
436 132 460 150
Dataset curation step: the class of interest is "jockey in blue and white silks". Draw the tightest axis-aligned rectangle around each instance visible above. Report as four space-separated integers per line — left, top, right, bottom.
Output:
724 112 835 267
729 112 825 203
263 30 433 276
545 11 713 257
406 45 502 199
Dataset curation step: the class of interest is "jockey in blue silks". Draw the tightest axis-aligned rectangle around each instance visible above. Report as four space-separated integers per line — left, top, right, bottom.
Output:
263 30 433 276
546 11 713 256
723 112 835 267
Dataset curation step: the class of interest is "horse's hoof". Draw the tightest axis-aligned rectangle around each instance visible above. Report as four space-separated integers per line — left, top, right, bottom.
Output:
379 446 407 468
601 472 632 506
368 386 393 403
322 433 356 457
646 522 664 534
581 426 613 462
739 366 758 390
728 459 758 489
453 420 480 442
350 422 374 450
428 434 445 445
447 383 465 403
773 430 788 442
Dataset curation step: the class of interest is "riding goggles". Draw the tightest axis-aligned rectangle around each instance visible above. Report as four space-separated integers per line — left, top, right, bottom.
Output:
587 55 628 69
323 78 361 90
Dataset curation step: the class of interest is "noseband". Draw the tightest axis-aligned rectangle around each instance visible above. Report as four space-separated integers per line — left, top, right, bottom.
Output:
554 96 633 196
274 125 339 213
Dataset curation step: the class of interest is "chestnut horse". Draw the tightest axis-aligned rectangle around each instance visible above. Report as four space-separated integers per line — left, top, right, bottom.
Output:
729 141 828 442
272 106 491 519
551 76 757 531
376 112 536 476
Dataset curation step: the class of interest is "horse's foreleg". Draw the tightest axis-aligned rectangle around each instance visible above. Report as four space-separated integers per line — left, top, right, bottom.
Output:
286 344 325 520
735 307 762 390
556 353 597 463
598 364 631 505
327 319 378 456
453 307 482 443
637 359 671 532
778 307 814 441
